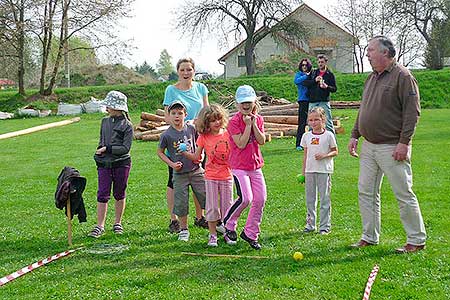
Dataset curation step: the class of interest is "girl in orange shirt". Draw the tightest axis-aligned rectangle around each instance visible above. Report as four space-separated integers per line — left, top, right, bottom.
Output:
182 104 233 247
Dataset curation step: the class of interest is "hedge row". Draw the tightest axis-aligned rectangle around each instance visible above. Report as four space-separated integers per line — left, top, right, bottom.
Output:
0 68 448 112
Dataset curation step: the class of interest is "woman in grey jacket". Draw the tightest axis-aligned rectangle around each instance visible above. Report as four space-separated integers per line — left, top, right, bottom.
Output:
88 91 133 238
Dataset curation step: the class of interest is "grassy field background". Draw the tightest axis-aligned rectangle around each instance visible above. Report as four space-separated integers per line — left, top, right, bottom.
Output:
0 109 449 299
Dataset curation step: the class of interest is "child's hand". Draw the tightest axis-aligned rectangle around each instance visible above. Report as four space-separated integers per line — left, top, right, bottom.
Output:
314 153 327 160
250 114 257 125
177 143 188 153
172 161 183 171
193 152 204 165
96 146 106 155
243 115 253 126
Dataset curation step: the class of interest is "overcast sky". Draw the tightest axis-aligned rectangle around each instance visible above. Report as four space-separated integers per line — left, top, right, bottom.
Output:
119 0 337 74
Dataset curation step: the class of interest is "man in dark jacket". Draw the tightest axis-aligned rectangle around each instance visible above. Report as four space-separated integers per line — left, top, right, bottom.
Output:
304 54 337 134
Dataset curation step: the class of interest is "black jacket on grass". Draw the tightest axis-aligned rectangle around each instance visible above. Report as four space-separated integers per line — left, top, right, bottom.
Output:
55 166 87 223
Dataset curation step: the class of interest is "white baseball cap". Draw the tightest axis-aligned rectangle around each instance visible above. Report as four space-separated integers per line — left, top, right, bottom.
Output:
235 85 257 103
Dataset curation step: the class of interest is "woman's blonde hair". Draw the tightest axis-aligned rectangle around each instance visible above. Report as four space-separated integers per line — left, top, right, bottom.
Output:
195 104 229 134
308 106 327 121
176 57 195 70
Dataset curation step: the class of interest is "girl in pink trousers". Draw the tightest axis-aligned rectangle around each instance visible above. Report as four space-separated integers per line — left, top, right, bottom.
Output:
222 85 267 250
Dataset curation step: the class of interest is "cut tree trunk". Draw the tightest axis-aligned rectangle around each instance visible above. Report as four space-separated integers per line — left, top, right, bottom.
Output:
135 128 168 139
264 122 297 129
259 108 298 116
265 128 297 137
263 116 298 125
139 120 163 129
141 112 165 122
141 133 161 141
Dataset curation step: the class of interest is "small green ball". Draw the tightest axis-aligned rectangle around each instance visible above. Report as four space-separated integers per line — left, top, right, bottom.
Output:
297 174 305 184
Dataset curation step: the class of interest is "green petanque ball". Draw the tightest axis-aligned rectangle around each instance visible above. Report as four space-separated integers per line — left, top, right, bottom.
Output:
297 174 305 184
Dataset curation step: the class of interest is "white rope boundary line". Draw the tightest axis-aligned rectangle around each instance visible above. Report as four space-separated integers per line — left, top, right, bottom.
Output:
362 264 380 300
0 248 81 287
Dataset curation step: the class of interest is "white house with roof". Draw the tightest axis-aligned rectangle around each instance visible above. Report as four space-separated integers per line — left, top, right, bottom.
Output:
218 4 355 78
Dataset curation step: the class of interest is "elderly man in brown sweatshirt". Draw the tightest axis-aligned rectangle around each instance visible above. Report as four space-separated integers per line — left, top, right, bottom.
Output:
348 36 426 253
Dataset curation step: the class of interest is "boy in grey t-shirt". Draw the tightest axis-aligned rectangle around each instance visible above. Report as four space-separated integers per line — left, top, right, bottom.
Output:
157 101 206 242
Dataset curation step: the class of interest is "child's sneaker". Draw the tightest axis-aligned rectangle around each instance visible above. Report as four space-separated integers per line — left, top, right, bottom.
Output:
88 225 105 238
112 223 124 234
240 231 262 250
178 229 190 242
302 228 315 234
194 216 208 229
224 229 237 245
208 234 218 247
168 220 181 233
319 230 331 235
216 222 226 235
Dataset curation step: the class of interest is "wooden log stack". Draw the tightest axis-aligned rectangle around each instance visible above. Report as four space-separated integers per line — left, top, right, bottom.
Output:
228 101 352 139
134 100 356 142
134 112 169 141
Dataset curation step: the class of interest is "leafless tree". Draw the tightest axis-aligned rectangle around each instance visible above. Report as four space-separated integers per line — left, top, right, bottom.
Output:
0 0 35 95
28 0 133 96
329 0 430 72
387 0 448 69
329 0 371 73
174 0 306 75
390 18 424 67
1 0 133 96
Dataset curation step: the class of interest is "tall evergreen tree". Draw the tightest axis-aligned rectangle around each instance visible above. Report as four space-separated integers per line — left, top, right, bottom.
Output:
156 49 174 77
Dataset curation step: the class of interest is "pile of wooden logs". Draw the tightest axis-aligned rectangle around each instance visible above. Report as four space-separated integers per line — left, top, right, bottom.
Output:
229 101 352 141
134 111 168 141
134 100 357 142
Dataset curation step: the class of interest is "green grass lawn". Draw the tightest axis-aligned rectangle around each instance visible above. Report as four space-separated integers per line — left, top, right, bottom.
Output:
0 109 449 299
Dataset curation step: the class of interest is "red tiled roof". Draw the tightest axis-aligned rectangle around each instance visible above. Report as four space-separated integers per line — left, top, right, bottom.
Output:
0 79 15 85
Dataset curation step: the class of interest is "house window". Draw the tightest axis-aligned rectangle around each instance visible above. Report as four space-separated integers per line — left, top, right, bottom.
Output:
238 55 246 67
316 27 325 36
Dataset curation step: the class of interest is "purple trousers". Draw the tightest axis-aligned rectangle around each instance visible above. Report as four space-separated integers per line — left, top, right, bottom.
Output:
97 165 131 203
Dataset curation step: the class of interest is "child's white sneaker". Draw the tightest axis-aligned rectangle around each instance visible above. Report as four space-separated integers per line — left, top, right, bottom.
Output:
216 224 226 235
208 234 218 247
178 229 190 242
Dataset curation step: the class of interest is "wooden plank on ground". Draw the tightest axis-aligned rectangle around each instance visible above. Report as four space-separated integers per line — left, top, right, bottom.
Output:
0 117 81 140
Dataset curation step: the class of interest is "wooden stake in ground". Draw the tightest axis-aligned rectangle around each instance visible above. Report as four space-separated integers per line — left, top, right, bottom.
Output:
67 196 72 247
0 117 81 140
182 252 268 259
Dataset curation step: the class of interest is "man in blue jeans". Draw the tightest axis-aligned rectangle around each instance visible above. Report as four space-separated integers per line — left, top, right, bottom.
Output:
304 54 337 134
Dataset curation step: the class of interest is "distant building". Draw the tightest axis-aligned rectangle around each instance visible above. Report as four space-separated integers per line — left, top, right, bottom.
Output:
157 75 169 82
443 57 450 67
218 4 355 78
0 79 16 89
194 72 213 80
